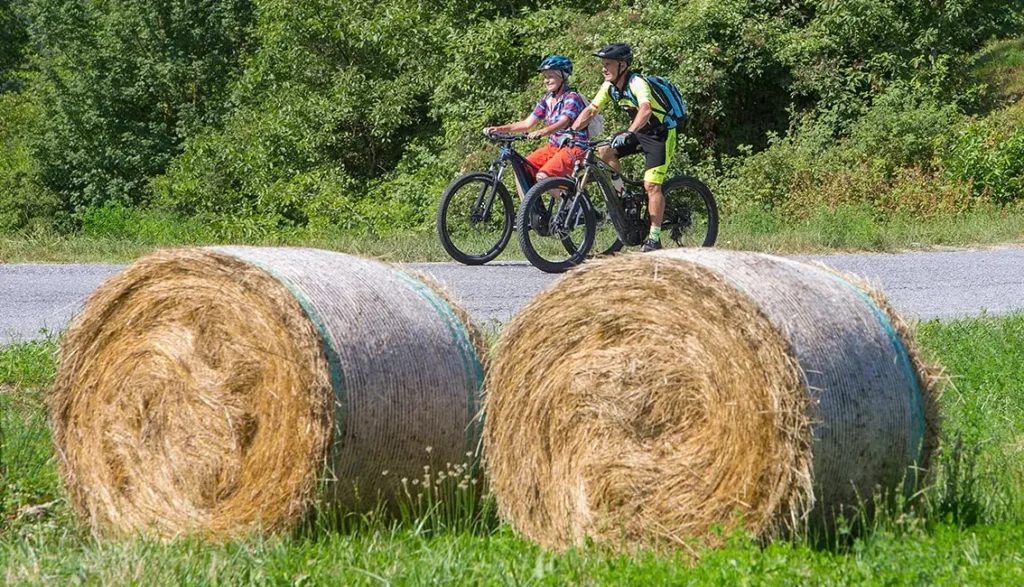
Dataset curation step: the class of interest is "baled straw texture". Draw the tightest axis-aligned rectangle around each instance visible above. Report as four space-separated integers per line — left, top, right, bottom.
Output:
51 247 484 539
484 249 940 552
809 262 944 478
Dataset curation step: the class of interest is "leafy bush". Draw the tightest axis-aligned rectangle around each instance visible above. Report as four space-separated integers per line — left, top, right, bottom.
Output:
946 123 1024 205
846 82 963 174
0 92 56 232
77 202 214 244
25 0 255 214
782 0 1018 122
714 79 992 218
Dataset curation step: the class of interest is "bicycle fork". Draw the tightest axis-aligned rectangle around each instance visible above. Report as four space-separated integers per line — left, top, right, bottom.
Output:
579 164 636 245
472 161 506 223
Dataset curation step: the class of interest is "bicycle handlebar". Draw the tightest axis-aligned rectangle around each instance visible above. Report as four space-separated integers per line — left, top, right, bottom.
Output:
482 131 529 142
482 131 615 148
565 137 612 149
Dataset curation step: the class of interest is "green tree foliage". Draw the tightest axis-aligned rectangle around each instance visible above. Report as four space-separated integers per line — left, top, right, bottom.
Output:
155 0 609 232
0 91 55 231
0 1 47 230
1 0 1022 234
25 0 254 215
781 0 1020 124
156 0 1024 233
1 0 29 91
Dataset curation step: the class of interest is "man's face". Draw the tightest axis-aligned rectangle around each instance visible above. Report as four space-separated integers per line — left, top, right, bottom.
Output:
542 71 563 92
601 58 624 82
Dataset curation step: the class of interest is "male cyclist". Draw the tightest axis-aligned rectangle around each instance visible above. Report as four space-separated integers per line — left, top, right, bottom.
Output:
570 43 678 252
484 56 589 191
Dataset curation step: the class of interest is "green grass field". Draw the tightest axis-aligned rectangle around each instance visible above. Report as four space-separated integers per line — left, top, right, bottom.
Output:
1 315 1023 584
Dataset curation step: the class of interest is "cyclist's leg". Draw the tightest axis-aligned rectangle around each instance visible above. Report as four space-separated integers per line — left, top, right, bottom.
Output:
536 146 583 180
597 145 622 173
598 135 641 174
513 144 556 199
638 128 675 228
525 144 559 177
533 147 582 200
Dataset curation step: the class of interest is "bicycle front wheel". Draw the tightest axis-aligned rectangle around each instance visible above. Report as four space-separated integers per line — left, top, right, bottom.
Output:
436 172 514 265
661 176 719 248
517 177 595 273
556 181 623 258
575 192 623 257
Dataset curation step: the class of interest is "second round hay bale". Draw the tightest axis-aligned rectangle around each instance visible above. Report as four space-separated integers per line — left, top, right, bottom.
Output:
484 249 941 551
50 246 484 538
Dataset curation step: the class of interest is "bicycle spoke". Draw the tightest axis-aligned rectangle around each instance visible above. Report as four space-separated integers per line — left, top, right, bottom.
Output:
437 174 513 264
587 190 620 255
662 181 714 248
532 196 583 259
518 177 595 273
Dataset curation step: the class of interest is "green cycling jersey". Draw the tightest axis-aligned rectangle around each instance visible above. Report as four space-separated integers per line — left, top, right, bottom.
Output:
590 74 671 132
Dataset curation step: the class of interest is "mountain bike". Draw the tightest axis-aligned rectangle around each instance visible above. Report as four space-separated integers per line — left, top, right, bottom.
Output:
516 137 718 273
435 132 536 265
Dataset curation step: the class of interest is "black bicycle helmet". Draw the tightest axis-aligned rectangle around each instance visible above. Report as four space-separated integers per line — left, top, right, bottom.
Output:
592 43 633 65
537 55 573 76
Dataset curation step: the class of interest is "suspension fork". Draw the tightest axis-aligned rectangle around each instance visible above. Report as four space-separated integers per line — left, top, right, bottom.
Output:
473 160 507 222
587 161 633 242
551 175 595 237
576 147 618 201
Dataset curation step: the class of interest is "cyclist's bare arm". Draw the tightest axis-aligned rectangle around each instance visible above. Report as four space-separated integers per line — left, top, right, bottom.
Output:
486 114 541 134
528 114 572 139
572 104 599 132
629 102 653 133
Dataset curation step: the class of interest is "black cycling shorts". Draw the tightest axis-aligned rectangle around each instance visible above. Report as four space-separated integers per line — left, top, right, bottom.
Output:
612 127 677 184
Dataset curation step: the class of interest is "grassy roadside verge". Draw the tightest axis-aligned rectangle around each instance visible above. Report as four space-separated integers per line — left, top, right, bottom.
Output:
1 314 1023 583
1 205 1022 264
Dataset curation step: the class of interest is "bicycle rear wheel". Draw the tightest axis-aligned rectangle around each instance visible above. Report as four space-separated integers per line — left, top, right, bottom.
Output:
436 172 514 265
517 177 595 273
661 176 719 248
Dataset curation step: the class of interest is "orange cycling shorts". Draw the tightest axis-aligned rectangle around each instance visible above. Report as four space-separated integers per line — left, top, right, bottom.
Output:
525 144 583 181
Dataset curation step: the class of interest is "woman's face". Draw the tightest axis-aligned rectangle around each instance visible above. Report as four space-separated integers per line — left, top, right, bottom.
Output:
542 71 564 93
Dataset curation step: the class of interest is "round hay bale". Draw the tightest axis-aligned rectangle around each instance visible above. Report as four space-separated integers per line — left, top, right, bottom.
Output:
50 247 484 539
484 249 941 551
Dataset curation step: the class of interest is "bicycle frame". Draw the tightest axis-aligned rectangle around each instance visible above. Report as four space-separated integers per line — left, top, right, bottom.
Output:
572 143 648 246
503 144 537 198
473 138 535 223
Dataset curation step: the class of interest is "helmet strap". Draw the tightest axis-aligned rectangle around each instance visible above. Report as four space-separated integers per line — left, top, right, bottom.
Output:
559 71 569 94
613 62 629 90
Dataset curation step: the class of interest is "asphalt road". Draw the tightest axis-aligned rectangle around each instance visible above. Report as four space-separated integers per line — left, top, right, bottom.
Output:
2 248 1023 344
